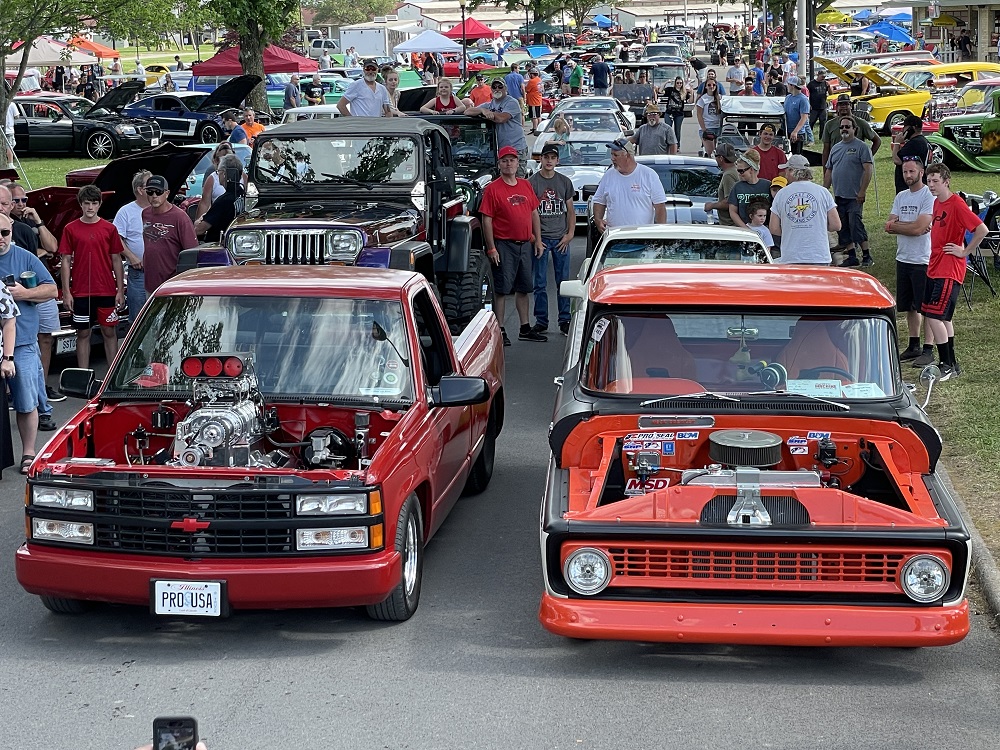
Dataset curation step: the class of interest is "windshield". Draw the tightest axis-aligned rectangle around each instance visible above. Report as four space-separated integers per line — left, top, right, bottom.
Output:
645 45 680 57
653 65 686 84
955 82 995 109
900 71 934 89
648 164 722 197
581 312 897 399
555 138 614 165
108 295 414 402
445 120 494 170
596 238 766 269
63 99 91 116
252 136 419 185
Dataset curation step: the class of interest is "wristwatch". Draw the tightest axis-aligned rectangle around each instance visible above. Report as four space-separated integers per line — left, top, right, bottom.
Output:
2 355 13 361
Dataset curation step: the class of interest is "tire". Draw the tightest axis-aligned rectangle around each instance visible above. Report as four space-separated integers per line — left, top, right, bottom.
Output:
366 496 423 622
440 247 494 336
85 130 116 160
929 142 946 166
40 595 88 614
463 404 496 496
199 123 222 143
885 111 908 134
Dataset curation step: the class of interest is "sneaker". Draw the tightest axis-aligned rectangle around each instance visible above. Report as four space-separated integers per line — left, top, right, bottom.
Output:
519 325 547 342
530 323 548 334
38 413 57 431
954 360 962 376
861 256 874 268
838 256 860 267
938 363 957 381
911 350 936 367
501 327 511 347
45 385 66 403
899 346 923 361
559 321 570 336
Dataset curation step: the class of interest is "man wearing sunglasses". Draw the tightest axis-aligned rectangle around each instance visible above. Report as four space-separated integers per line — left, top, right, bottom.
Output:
824 116 874 267
140 175 198 296
337 59 391 118
466 78 527 177
0 213 58 473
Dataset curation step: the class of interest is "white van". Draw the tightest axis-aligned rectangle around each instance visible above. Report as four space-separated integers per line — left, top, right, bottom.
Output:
309 39 340 59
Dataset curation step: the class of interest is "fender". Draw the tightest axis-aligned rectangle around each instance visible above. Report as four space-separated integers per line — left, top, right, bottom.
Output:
927 134 999 172
436 214 481 275
389 241 435 282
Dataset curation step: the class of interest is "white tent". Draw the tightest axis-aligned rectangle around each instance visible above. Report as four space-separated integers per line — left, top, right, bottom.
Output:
393 29 461 54
495 21 521 31
5 36 95 68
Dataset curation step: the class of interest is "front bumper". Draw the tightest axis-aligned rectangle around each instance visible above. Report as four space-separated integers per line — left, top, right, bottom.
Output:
16 543 401 611
119 133 159 152
539 593 970 647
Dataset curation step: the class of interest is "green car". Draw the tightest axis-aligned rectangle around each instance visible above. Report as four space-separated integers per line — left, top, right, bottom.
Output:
927 86 1000 171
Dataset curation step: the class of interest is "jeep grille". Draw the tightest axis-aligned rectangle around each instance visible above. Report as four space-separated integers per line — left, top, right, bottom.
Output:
264 230 328 264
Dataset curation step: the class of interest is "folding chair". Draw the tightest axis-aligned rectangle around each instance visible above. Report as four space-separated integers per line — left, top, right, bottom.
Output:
965 244 998 310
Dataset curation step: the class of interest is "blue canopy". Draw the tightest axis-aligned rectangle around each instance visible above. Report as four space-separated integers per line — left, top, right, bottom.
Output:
590 14 612 28
853 9 874 21
865 21 914 44
885 12 912 23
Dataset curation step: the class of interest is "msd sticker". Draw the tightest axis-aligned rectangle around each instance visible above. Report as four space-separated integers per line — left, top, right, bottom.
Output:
591 318 610 342
787 436 808 446
624 477 670 496
807 431 831 440
676 431 699 440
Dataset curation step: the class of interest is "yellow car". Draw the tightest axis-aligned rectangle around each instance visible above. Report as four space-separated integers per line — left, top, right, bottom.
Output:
818 59 1000 134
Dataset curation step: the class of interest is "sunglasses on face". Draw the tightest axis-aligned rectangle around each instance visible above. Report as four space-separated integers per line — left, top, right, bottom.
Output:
840 125 853 130
0 229 10 237
145 189 164 196
10 197 27 204
736 167 750 174
364 67 377 71
901 155 923 162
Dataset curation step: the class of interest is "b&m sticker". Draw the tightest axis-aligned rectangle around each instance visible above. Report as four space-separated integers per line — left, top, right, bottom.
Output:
676 431 699 440
807 431 831 440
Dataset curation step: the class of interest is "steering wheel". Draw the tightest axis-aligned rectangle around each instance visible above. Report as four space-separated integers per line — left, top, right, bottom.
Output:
798 366 855 382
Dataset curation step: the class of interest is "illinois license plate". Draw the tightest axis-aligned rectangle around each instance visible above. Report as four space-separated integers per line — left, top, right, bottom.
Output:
150 137 159 146
151 580 226 617
574 202 588 216
55 336 76 355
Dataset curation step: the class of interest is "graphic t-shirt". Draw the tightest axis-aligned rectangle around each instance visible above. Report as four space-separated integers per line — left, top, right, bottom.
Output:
593 163 668 228
697 94 721 129
58 217 121 297
890 185 934 264
528 171 574 238
728 179 772 224
480 178 540 241
929 192 984 282
141 204 199 293
827 138 874 198
0 245 55 346
771 181 836 264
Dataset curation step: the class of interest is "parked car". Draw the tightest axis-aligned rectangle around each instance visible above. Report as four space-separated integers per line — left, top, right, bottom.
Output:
188 73 297 115
540 263 971 647
546 95 637 129
16 265 505 620
308 38 340 59
927 85 1000 171
12 81 161 159
123 74 261 143
918 77 1000 137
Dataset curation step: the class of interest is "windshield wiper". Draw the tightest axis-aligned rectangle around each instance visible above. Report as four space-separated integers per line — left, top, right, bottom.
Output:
320 173 375 191
639 391 739 407
743 390 850 411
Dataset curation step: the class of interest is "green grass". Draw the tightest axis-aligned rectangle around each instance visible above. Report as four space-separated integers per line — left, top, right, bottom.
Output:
16 157 108 190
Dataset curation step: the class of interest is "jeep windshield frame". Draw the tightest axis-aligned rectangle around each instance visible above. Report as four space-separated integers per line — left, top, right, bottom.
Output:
251 135 422 188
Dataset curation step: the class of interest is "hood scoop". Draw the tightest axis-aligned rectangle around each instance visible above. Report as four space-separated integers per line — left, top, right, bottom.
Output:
709 429 782 468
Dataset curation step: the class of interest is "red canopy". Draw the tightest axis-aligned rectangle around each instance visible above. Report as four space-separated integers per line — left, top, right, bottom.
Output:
443 18 500 40
69 37 119 59
191 44 317 75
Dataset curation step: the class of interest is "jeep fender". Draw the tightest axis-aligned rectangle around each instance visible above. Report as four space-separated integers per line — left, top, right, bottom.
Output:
390 241 436 283
436 214 482 275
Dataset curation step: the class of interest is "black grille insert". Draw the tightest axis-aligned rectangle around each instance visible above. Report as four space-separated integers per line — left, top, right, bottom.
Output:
700 494 811 526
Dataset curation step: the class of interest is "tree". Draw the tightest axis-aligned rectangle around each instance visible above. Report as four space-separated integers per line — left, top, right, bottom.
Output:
176 0 223 60
304 0 395 28
206 0 298 114
561 0 594 35
99 5 175 51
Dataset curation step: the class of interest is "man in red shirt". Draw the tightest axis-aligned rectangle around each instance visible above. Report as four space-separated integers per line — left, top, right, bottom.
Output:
922 163 987 380
141 175 199 295
480 145 545 345
59 185 125 368
752 123 787 182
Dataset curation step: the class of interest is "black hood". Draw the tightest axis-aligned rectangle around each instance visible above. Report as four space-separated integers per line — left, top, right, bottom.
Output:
199 74 262 111
86 80 146 117
94 143 211 218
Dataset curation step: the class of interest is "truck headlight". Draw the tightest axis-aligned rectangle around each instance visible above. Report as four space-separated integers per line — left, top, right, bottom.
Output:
296 494 367 515
228 230 264 259
296 527 368 550
32 518 94 544
327 230 365 262
564 547 611 595
32 486 94 511
900 554 950 603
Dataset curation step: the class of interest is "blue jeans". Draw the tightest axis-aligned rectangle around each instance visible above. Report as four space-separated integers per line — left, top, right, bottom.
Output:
666 111 684 148
126 267 148 327
532 236 571 328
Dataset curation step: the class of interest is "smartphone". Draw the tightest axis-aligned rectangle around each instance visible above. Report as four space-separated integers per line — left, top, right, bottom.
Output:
153 716 198 750
2 275 14 287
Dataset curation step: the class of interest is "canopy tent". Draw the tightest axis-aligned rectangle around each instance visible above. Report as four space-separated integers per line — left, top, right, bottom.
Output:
191 45 316 75
919 14 966 27
853 9 875 21
588 14 613 28
817 10 853 25
865 21 914 44
495 21 521 32
7 36 94 67
883 12 912 23
443 18 499 40
69 36 118 59
393 29 461 53
878 7 910 17
518 21 562 35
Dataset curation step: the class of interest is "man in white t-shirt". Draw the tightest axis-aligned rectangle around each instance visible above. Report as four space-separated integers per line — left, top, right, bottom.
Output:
112 169 151 325
592 139 667 232
768 154 841 265
886 158 935 364
336 59 391 117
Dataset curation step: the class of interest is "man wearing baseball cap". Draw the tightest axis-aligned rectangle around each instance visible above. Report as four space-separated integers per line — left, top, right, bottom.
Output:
466 78 527 176
751 123 786 181
337 59 391 117
705 142 740 226
631 104 677 155
141 175 198 295
592 138 667 235
783 76 810 155
468 73 491 107
480 145 545 345
821 94 880 167
768 154 840 265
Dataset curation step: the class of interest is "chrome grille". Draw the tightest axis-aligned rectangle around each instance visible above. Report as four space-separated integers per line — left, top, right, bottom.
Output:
264 230 327 264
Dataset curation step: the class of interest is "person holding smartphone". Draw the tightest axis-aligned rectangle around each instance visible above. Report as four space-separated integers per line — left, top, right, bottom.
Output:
892 114 930 195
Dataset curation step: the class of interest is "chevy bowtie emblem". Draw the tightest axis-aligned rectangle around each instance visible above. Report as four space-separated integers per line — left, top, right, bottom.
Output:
171 518 211 533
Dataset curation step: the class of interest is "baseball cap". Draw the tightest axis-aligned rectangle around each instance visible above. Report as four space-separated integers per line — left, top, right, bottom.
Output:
145 175 168 193
540 143 561 157
498 145 519 159
778 154 811 169
760 123 776 134
491 78 506 89
770 176 788 189
715 142 737 162
475 73 485 80
607 138 636 155
836 93 852 103
787 76 802 88
362 58 378 69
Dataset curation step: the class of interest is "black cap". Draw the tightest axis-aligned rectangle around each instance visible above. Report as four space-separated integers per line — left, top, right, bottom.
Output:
362 58 378 69
145 175 168 192
540 143 560 157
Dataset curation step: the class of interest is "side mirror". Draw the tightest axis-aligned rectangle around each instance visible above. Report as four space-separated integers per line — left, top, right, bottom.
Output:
560 280 585 299
429 375 490 407
60 368 100 399
624 129 635 137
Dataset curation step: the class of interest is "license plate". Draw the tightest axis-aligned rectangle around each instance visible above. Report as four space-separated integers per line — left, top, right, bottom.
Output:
150 137 159 146
574 202 587 216
151 580 225 617
55 336 76 355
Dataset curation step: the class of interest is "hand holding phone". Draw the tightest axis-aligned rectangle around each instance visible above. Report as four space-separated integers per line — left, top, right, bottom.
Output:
152 716 200 750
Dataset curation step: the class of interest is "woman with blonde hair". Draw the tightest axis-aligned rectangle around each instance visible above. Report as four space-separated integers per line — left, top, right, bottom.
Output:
197 141 237 219
696 77 723 158
383 68 405 116
420 77 466 115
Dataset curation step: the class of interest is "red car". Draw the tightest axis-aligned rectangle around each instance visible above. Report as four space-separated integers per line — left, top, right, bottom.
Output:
17 265 505 621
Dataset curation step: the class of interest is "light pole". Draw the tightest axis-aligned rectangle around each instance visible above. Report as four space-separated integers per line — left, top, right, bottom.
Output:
459 0 468 81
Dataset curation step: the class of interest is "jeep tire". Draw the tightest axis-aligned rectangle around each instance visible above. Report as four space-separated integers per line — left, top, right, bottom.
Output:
440 248 495 335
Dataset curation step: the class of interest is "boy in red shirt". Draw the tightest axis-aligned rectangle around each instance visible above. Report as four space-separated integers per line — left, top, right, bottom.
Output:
59 185 125 368
923 163 987 380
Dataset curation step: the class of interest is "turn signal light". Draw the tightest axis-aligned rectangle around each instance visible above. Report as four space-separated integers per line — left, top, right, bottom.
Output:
181 354 250 379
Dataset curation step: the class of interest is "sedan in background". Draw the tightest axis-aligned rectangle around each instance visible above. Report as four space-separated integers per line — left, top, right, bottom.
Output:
547 96 638 129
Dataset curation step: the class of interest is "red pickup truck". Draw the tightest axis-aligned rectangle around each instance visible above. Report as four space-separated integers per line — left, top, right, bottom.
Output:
16 265 505 621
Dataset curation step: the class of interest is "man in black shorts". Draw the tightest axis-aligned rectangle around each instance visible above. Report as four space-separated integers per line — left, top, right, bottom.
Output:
479 146 546 346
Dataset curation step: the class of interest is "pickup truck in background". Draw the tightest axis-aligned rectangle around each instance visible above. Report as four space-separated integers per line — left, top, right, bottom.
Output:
17 266 505 622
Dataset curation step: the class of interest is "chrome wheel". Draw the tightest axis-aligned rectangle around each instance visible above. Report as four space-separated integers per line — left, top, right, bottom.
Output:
199 124 221 143
402 511 419 597
85 131 115 160
929 143 945 165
